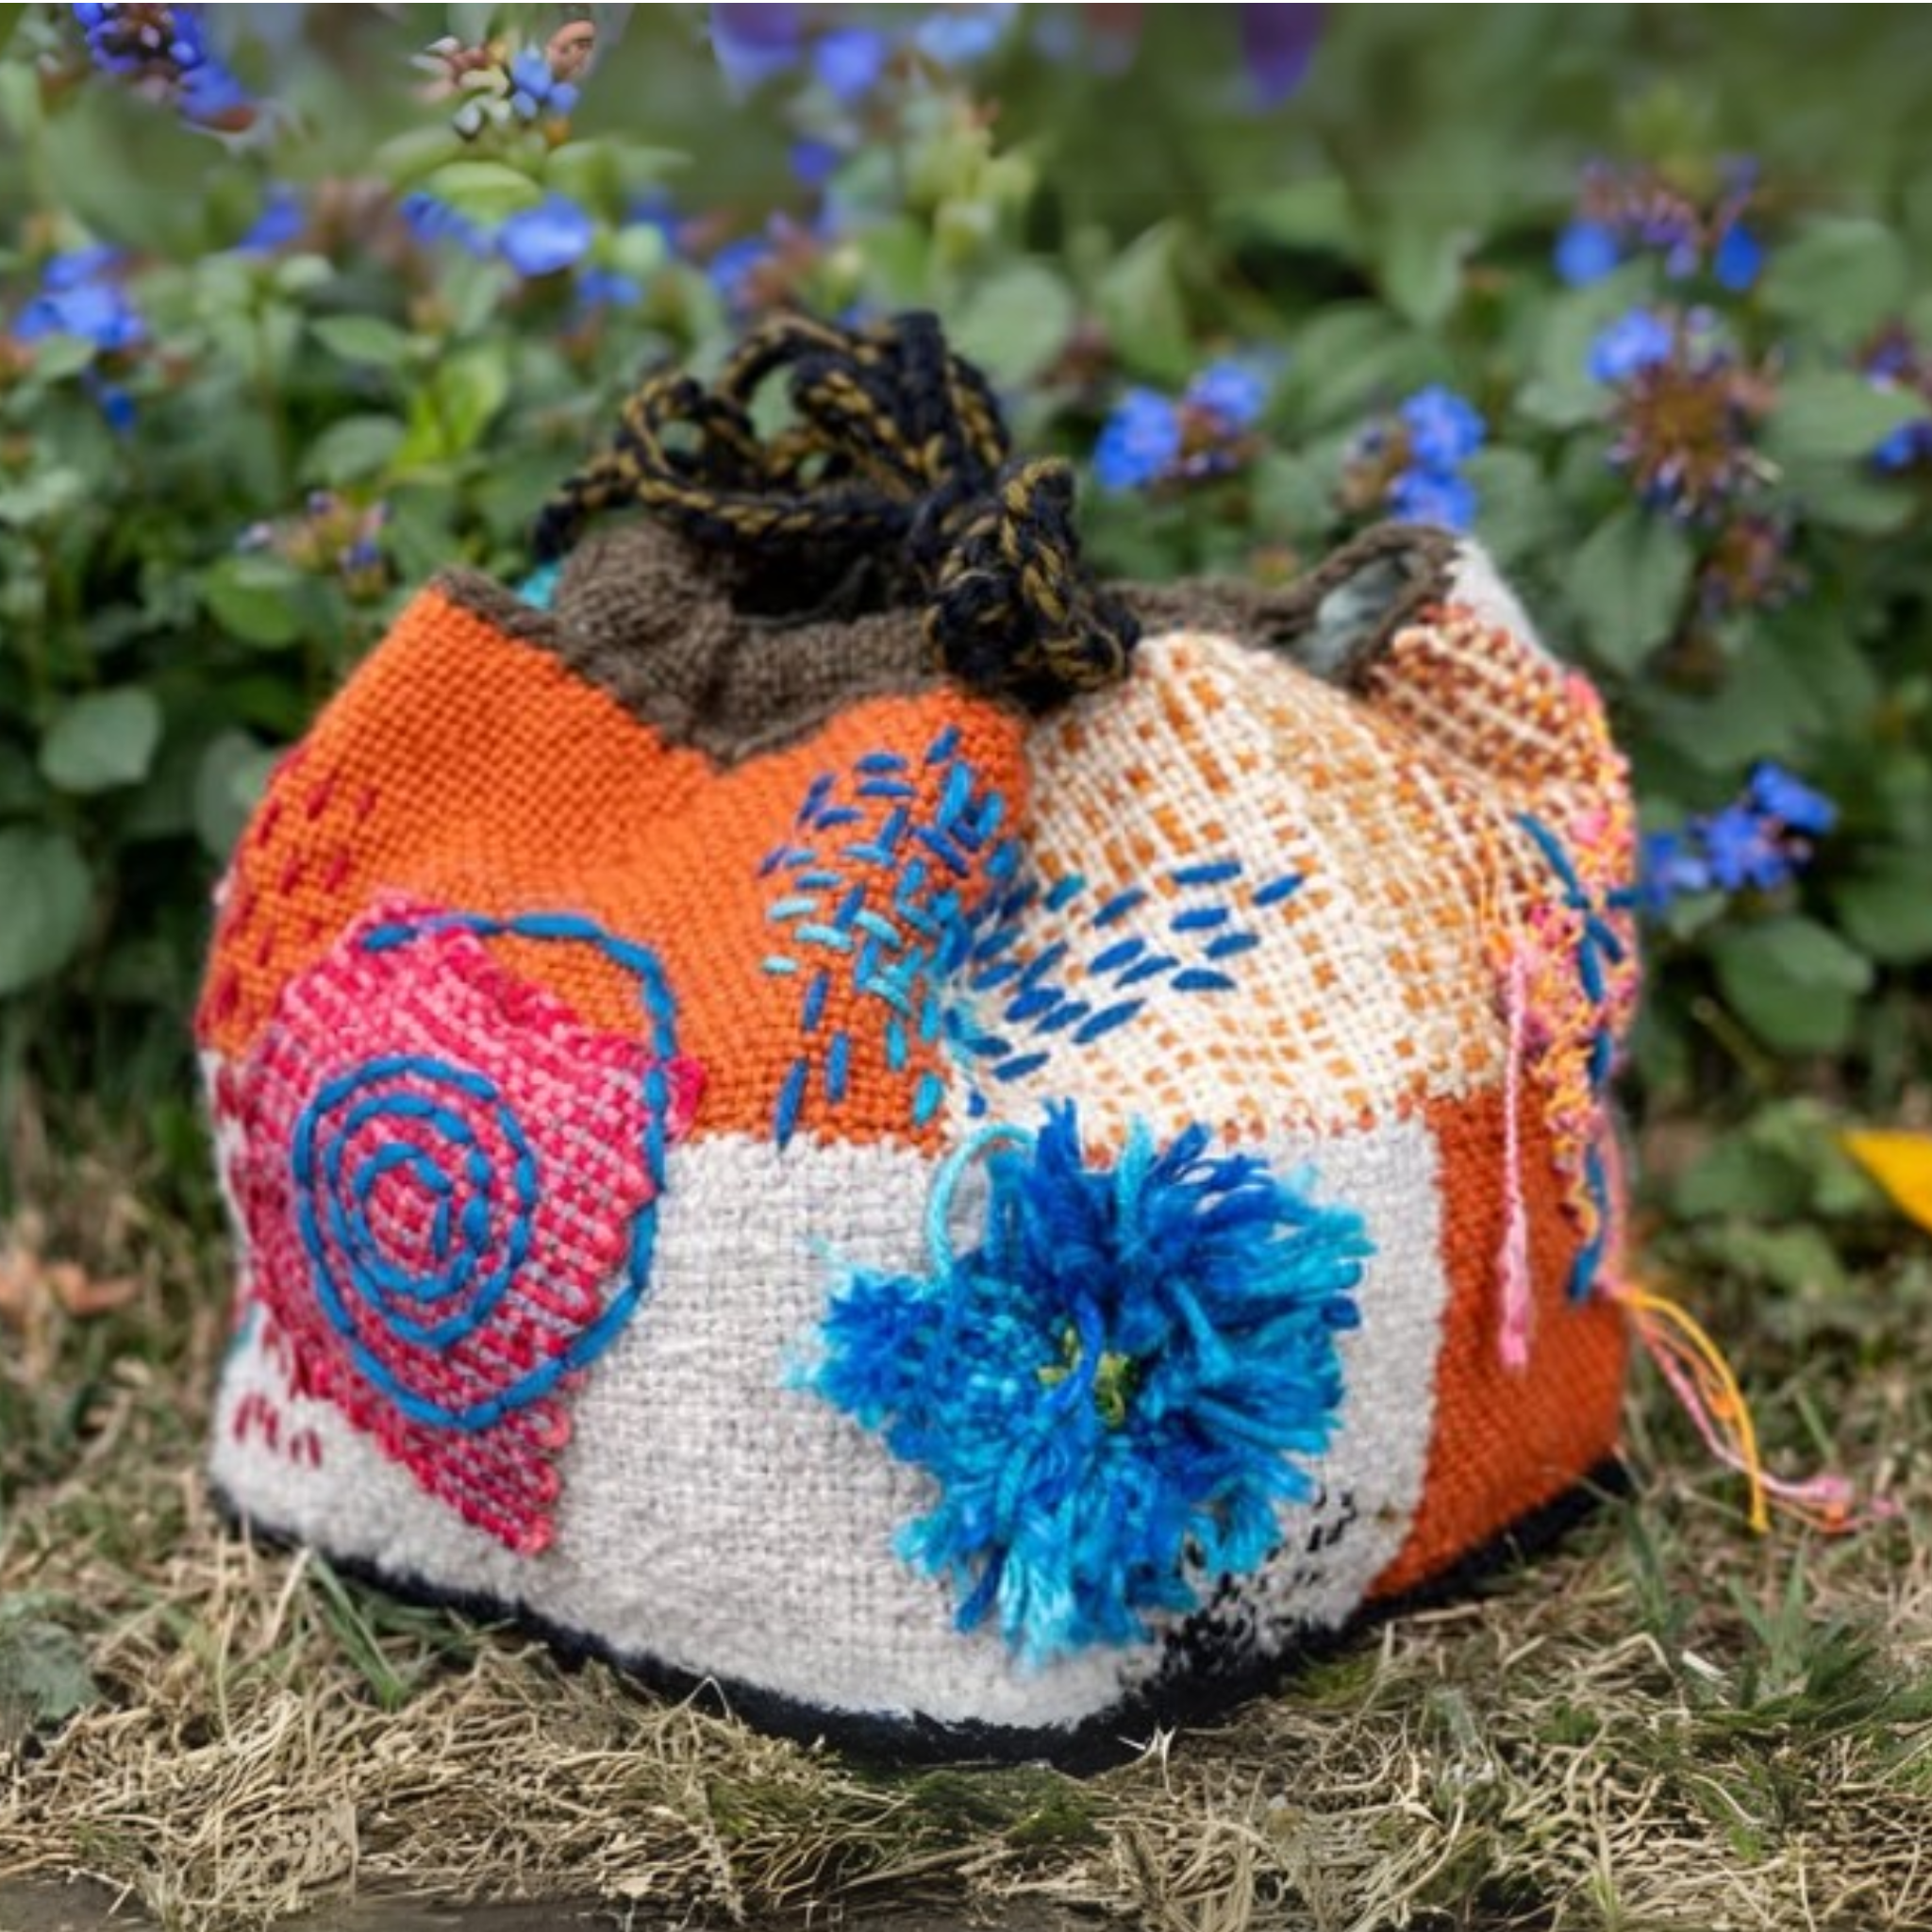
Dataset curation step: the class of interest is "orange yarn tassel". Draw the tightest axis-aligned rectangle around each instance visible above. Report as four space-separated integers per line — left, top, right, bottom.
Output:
1609 1276 1876 1535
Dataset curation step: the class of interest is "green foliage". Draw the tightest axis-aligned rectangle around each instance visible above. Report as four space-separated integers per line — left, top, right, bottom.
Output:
2 5 1931 1202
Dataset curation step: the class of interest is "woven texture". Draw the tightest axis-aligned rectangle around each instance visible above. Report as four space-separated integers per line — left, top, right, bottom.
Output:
201 478 1639 1752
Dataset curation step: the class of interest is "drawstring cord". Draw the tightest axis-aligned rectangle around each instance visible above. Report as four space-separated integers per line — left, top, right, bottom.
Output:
533 309 1141 713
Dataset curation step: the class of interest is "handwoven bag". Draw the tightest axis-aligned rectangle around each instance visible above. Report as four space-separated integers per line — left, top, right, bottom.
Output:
201 312 1641 1764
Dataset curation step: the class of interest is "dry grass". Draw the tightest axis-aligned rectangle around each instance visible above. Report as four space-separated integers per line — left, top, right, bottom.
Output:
3 1123 1930 1932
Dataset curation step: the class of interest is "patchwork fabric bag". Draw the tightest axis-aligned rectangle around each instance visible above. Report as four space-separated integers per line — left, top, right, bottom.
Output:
202 311 1645 1764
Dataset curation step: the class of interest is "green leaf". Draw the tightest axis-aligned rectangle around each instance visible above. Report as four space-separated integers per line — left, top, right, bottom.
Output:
951 261 1076 388
301 414 407 488
23 335 97 383
1281 304 1434 432
1704 1222 1850 1298
372 126 469 191
1221 178 1357 259
0 468 90 528
1094 222 1194 383
1832 855 1932 964
0 829 92 996
0 1615 98 1740
203 556 307 649
1564 508 1693 671
423 160 542 225
193 731 279 860
1780 458 1918 537
1673 1135 1807 1223
1464 447 1556 572
608 222 669 285
1375 215 1468 330
1764 372 1923 466
1760 218 1907 344
1516 272 1650 431
310 315 420 370
399 347 510 463
1249 451 1330 538
39 687 164 795
1709 915 1874 1056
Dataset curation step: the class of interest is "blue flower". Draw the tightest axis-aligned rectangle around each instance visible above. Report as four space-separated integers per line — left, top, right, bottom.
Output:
74 4 258 131
1185 359 1269 433
1387 466 1477 532
399 192 491 258
508 46 579 122
1638 828 1713 914
1711 222 1763 292
575 266 641 311
1236 1 1324 108
1400 384 1486 471
1589 308 1674 384
1748 762 1836 837
708 234 774 314
708 3 805 92
789 137 843 188
1874 416 1932 473
42 245 121 292
497 195 596 278
813 24 890 102
1093 389 1182 491
13 251 144 353
237 185 304 255
1555 218 1621 287
913 4 1016 67
170 8 255 128
1698 801 1792 891
803 1105 1369 1663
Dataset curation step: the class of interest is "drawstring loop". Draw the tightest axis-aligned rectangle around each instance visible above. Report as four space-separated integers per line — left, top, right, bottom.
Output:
533 310 1140 712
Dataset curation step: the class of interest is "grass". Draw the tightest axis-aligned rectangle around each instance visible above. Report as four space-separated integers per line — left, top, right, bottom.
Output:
2 1101 1929 1932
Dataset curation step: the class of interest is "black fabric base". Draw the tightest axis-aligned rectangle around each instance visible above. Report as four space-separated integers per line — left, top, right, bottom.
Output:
208 1457 1627 1774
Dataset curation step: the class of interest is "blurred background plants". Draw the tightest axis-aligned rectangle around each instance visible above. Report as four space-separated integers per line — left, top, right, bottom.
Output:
3 2 1932 1231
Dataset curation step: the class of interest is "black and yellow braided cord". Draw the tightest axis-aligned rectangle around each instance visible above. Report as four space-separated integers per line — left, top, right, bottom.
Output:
533 310 1139 711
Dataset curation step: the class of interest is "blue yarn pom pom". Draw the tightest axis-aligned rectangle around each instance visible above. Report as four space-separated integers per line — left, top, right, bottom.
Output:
804 1104 1373 1666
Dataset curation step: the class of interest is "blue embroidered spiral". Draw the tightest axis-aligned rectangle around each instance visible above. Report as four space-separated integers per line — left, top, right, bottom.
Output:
292 1055 541 1424
288 909 686 1434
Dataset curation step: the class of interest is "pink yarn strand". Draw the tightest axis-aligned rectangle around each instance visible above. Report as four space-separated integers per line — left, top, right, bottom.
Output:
1497 946 1533 1373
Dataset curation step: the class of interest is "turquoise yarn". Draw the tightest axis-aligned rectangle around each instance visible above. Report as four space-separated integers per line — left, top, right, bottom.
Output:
517 558 564 610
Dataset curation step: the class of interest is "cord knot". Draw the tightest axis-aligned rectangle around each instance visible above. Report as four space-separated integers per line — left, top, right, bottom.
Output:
534 311 1138 712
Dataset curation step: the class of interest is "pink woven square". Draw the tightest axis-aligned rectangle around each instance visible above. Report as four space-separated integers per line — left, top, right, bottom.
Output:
227 900 701 1554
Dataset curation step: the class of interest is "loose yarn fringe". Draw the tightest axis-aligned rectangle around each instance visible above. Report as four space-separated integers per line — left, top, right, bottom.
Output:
1609 1275 1886 1535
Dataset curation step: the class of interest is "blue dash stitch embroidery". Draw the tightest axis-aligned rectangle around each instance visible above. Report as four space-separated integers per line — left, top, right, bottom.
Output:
1507 810 1641 1300
802 1104 1372 1665
759 748 1308 1141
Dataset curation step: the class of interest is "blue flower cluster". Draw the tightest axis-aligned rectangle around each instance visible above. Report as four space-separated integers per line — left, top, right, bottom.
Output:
9 247 144 431
1584 306 1773 525
236 185 304 256
496 195 597 278
710 4 1018 98
1092 360 1269 491
1589 308 1674 385
508 46 580 123
401 187 654 310
1384 385 1486 531
1865 331 1932 473
804 1104 1369 1664
1555 160 1763 292
74 3 256 132
1641 762 1836 911
13 247 144 355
